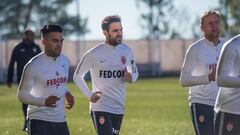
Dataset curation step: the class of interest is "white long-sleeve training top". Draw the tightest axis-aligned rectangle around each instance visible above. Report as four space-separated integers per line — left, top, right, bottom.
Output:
180 38 225 106
18 52 70 122
215 35 240 115
73 43 138 114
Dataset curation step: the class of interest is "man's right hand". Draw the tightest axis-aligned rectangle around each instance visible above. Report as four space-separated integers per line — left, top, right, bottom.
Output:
6 82 12 88
90 91 102 103
45 96 60 107
208 69 216 81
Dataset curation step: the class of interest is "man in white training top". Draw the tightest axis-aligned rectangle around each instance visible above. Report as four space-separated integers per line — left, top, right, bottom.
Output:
215 35 240 135
180 10 225 135
18 24 74 135
73 15 138 135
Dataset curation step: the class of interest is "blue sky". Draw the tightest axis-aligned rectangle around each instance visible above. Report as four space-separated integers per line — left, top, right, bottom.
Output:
69 0 219 40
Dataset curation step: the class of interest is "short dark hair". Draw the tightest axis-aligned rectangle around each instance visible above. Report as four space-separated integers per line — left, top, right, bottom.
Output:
101 15 121 31
24 29 34 35
40 24 63 38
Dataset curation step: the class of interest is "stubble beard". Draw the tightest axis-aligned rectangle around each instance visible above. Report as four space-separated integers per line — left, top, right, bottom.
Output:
107 36 122 46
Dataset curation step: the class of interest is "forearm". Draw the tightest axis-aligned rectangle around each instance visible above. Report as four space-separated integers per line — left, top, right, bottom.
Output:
7 63 15 83
217 75 240 87
180 72 209 87
131 65 138 82
18 90 45 106
73 74 92 100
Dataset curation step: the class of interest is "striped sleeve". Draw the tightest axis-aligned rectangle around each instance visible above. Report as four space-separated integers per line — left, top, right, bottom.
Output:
126 49 138 82
216 41 240 87
180 46 209 87
17 61 45 106
73 52 94 99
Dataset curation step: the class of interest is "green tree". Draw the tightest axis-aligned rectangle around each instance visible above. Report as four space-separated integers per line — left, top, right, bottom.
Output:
219 0 240 37
0 0 88 39
135 0 176 40
135 0 177 76
191 16 201 39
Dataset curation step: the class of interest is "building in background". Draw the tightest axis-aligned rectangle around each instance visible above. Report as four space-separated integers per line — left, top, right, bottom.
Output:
0 39 195 83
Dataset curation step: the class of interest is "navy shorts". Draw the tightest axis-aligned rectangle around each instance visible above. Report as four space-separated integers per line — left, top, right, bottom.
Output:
91 111 123 135
215 111 240 135
190 103 214 135
28 119 70 135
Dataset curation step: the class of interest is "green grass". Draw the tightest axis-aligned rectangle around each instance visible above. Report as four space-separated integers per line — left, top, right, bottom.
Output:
0 78 194 135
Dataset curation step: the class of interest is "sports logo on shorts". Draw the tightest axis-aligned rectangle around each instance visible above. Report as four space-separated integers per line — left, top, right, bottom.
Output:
226 121 234 132
199 115 205 123
121 56 126 65
99 116 105 125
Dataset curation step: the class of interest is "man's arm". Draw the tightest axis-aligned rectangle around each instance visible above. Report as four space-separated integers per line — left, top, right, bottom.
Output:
18 62 60 107
180 47 209 87
17 63 46 106
217 43 240 87
73 52 95 100
125 51 138 82
7 47 18 88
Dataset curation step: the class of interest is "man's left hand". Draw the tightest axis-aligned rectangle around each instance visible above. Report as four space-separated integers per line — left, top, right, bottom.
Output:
124 68 132 82
65 92 74 109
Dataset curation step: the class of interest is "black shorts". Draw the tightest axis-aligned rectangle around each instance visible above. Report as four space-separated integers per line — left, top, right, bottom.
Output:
91 111 123 135
190 103 214 135
28 119 70 135
215 111 240 135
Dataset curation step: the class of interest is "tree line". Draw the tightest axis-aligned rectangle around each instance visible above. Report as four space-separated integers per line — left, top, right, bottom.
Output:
0 0 238 39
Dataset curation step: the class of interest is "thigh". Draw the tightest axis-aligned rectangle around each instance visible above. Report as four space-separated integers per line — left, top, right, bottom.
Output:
215 112 240 135
91 111 113 135
29 119 69 135
190 103 214 135
111 113 123 135
51 122 70 135
29 119 48 135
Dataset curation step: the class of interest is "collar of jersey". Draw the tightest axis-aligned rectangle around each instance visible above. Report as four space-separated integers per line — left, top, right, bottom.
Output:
103 42 120 49
43 52 59 62
204 38 220 48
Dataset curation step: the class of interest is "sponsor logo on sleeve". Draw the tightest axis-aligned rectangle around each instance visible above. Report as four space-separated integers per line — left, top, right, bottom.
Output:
199 115 205 123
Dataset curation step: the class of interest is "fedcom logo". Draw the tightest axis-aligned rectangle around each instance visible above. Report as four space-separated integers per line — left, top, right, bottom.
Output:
47 77 67 86
99 70 125 78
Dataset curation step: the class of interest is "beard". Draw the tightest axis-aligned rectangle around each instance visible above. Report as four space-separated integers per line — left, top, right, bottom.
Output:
206 31 220 40
107 35 122 46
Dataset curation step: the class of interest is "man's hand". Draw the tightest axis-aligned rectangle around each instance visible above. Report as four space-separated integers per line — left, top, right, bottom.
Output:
124 68 132 82
90 91 102 103
65 92 74 109
45 96 60 107
208 69 216 81
6 82 12 88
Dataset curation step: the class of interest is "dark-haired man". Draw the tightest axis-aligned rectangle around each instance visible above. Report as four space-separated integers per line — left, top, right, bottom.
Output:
7 29 41 132
73 15 138 135
17 24 74 135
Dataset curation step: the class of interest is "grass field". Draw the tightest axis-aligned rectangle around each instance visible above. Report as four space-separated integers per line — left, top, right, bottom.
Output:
0 77 194 135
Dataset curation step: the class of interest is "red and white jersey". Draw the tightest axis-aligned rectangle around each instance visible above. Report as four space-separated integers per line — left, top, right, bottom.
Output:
180 38 225 106
18 52 70 122
215 35 240 114
73 43 138 114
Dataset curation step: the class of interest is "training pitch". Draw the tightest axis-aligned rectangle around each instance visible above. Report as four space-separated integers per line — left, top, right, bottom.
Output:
0 77 194 135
